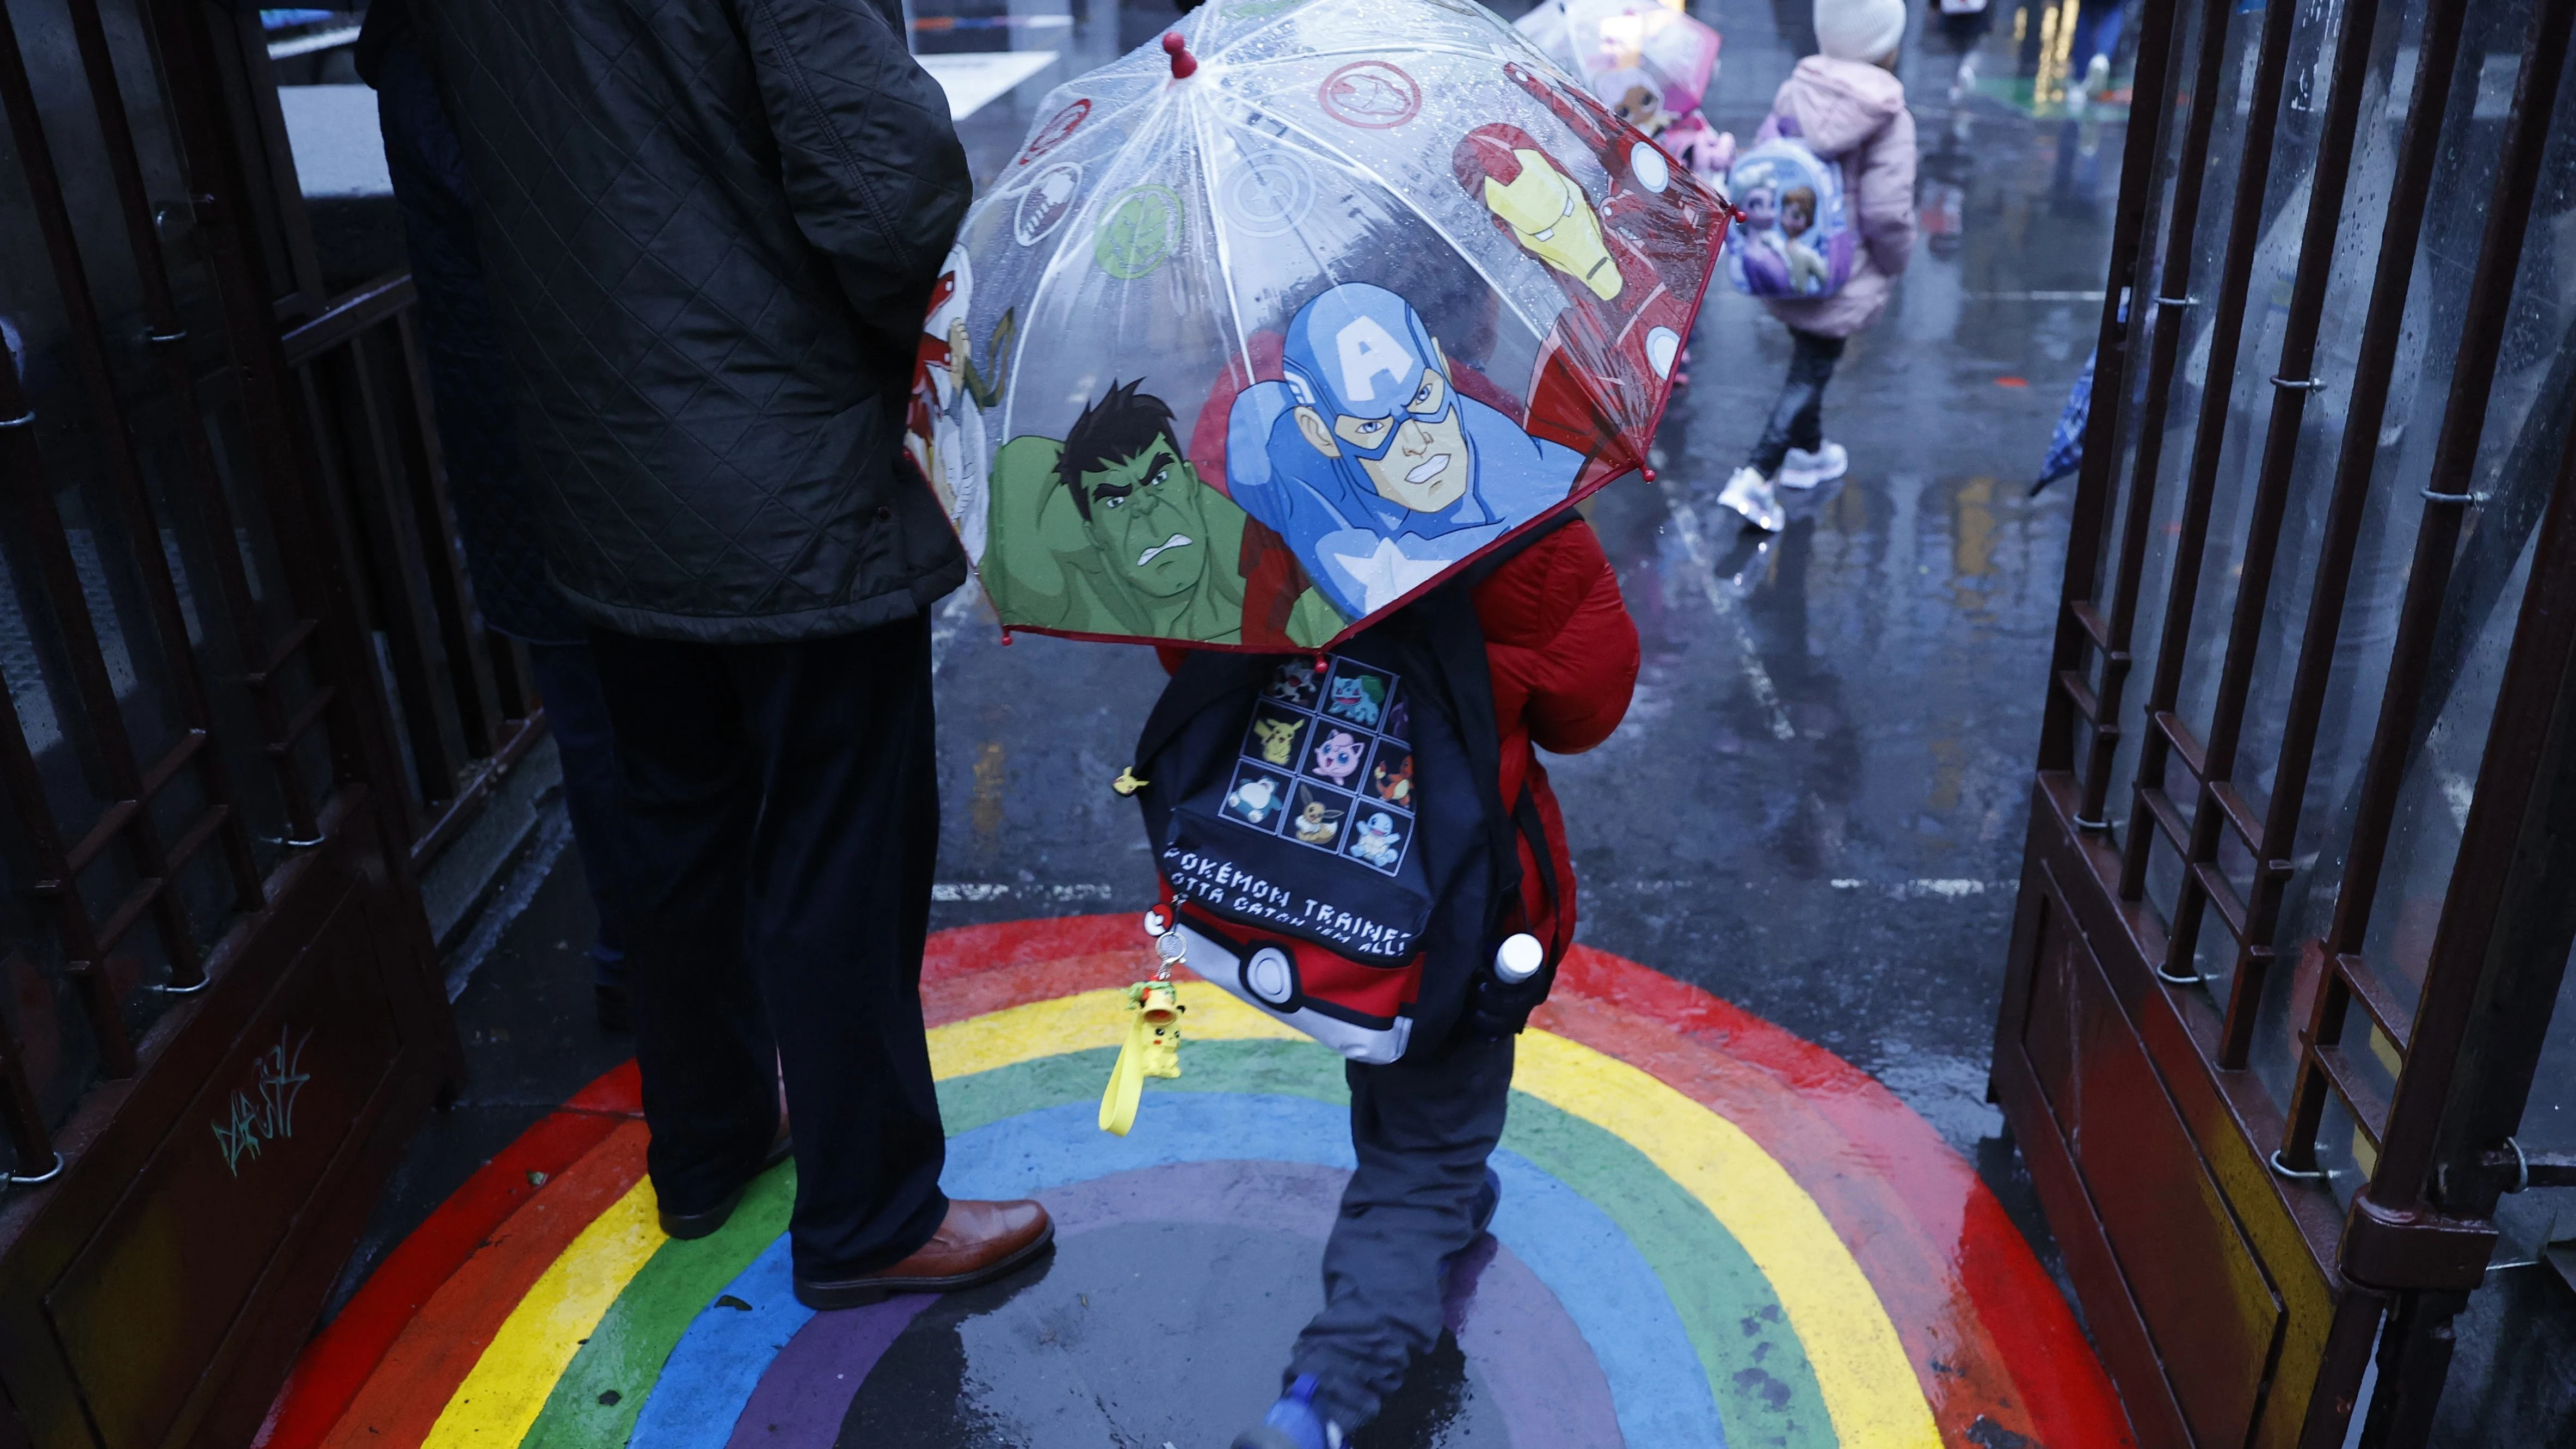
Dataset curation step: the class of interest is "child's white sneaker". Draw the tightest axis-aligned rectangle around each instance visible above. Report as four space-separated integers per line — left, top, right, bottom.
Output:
1776 441 1848 490
1717 466 1785 532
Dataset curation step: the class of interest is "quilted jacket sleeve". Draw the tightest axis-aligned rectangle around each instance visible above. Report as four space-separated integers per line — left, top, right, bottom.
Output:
733 0 971 363
1476 520 1640 757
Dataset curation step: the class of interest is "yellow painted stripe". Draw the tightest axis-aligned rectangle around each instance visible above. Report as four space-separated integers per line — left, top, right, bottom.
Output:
421 1174 666 1447
1512 1028 1941 1447
929 985 1938 1447
428 981 1936 1448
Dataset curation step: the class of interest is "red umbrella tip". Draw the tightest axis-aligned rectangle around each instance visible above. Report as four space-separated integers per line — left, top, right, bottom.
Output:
1164 32 1198 79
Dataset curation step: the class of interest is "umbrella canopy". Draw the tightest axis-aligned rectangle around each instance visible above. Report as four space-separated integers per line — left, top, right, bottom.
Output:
1517 0 1723 131
2034 346 2093 494
908 0 1726 649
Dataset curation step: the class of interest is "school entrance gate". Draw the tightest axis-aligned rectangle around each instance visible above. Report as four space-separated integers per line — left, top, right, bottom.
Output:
1993 0 2576 1445
0 5 542 1445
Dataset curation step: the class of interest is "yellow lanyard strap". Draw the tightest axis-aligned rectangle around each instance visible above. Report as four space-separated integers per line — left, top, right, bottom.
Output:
1099 981 1184 1137
1099 1003 1152 1137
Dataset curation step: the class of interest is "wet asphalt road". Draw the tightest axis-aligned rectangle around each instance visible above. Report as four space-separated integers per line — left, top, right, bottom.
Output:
924 0 2109 1158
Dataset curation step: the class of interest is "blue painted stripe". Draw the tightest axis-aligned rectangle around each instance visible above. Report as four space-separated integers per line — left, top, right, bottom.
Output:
637 1094 1722 1449
626 1235 810 1448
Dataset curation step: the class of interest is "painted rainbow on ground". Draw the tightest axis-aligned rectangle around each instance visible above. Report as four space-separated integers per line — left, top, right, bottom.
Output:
257 917 2131 1448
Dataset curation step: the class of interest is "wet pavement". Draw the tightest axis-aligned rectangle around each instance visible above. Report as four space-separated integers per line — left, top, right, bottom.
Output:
286 3 2142 1446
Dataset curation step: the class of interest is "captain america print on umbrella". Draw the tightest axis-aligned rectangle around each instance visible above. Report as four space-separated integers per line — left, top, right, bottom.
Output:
908 0 1726 650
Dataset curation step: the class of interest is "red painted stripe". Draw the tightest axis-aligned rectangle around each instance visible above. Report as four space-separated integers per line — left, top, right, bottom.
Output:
923 916 1142 983
268 916 2130 1449
927 922 2129 1445
1544 947 2135 1448
322 1119 653 1449
256 1064 645 1449
565 1058 644 1114
923 949 1166 1028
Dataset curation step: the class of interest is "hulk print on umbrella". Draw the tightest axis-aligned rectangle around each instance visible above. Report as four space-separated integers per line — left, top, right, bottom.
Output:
982 382 1342 646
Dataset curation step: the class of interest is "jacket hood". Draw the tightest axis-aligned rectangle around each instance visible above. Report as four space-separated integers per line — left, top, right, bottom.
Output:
1775 55 1908 157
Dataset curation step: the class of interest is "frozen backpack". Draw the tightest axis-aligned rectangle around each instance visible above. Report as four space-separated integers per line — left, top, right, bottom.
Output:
1124 579 1559 1065
1722 117 1856 299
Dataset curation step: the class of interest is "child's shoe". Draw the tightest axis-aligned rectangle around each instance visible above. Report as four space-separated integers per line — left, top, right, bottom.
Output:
1776 441 1848 490
1717 466 1786 532
1232 1376 1345 1449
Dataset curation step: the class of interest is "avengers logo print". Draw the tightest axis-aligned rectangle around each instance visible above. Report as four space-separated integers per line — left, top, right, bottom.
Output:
1013 162 1084 246
1219 148 1318 238
1016 99 1090 167
1317 61 1421 130
1646 326 1681 377
1093 184 1184 280
1630 142 1671 194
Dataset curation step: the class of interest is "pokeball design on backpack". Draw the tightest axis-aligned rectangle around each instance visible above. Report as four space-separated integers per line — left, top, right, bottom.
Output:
1244 945 1296 1006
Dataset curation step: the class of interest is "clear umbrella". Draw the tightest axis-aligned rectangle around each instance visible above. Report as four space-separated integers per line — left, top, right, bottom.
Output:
908 0 1727 649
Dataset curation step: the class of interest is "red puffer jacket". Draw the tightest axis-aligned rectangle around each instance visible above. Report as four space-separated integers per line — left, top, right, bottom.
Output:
1474 518 1638 959
1157 517 1638 962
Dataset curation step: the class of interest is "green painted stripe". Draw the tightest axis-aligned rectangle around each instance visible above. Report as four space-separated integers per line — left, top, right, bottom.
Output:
507 1038 1833 1449
944 1040 1836 1448
519 1165 796 1448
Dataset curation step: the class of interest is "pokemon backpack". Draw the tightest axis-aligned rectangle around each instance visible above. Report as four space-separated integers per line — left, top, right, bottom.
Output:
1722 118 1856 299
1124 577 1559 1065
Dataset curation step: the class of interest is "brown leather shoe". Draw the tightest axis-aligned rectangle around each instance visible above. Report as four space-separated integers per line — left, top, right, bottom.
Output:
792 1199 1054 1310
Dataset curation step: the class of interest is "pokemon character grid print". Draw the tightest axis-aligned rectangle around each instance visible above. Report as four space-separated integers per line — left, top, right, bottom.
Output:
1127 583 1540 1067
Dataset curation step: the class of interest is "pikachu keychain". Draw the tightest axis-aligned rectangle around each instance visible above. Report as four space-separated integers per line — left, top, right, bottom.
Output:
1100 905 1188 1136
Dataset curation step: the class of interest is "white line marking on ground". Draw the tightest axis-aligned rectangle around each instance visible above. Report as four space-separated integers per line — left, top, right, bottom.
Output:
1612 878 2007 898
1657 482 1797 741
932 882 1124 903
919 50 1060 121
929 582 984 676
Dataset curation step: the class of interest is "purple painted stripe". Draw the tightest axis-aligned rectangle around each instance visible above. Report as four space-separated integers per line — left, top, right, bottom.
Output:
719 1294 935 1447
728 1161 1620 1447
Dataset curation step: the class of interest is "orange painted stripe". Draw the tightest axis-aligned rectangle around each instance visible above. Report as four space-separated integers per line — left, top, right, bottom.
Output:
919 919 2127 1442
257 1058 645 1449
922 916 1141 983
1545 947 2134 1448
319 1120 653 1449
923 948 1163 1028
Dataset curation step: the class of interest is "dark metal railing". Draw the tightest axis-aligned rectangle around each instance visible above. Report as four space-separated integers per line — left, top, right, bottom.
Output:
0 0 530 1188
2028 0 2576 1440
281 273 542 863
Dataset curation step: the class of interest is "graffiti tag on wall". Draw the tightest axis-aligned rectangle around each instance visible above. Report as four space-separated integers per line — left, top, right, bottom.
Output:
213 1027 312 1176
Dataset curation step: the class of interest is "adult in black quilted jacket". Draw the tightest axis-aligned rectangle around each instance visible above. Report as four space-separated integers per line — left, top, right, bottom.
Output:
417 0 1053 1304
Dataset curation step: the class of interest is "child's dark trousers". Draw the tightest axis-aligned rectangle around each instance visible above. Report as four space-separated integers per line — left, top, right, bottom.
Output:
1288 1032 1516 1430
1749 326 1848 475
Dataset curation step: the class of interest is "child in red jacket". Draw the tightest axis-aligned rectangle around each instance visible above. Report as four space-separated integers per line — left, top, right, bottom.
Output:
1233 516 1639 1449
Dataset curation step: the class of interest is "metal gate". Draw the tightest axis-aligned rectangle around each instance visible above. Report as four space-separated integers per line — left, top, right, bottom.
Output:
0 4 538 1444
1993 0 2576 1444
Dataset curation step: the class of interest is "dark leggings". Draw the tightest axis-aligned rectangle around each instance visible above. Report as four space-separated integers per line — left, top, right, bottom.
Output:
1748 328 1847 476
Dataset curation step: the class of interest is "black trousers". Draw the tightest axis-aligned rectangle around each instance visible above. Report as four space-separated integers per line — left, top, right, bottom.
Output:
1748 327 1847 476
587 615 949 1277
525 642 632 988
1289 1033 1515 1430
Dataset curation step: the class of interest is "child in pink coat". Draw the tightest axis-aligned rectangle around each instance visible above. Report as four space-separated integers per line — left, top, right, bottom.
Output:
1718 0 1919 532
